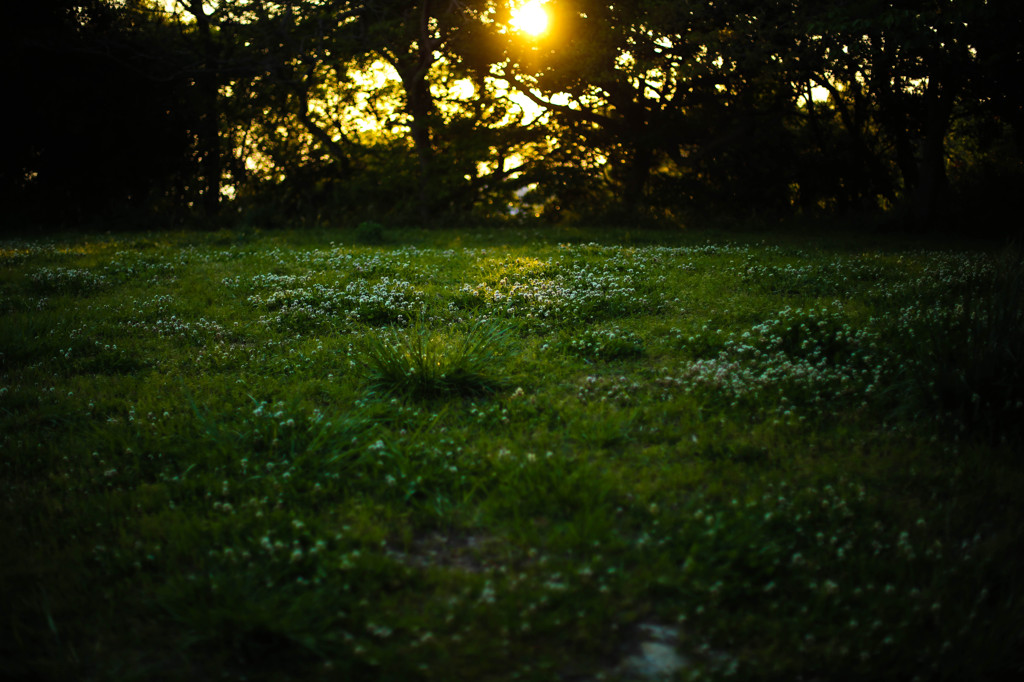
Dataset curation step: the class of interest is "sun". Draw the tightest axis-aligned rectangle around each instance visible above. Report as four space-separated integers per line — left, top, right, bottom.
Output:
510 1 549 37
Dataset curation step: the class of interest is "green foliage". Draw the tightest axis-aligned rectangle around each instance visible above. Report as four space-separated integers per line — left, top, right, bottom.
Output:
10 0 1023 231
353 221 386 245
5 1 206 228
750 306 868 364
2 227 1023 682
566 325 645 361
361 320 512 398
27 266 108 294
899 248 1024 442
672 325 730 359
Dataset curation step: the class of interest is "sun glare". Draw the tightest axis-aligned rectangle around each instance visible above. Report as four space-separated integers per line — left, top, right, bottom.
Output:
510 1 549 37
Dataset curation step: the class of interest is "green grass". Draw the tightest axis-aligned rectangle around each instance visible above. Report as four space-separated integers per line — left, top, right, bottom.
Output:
2 225 1022 681
361 320 512 398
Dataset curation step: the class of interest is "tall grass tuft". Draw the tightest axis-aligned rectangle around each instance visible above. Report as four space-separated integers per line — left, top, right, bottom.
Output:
905 247 1024 442
361 320 512 398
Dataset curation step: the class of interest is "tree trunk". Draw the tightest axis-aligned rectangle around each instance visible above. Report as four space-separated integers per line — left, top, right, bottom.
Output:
405 75 435 222
622 143 653 211
910 84 955 230
384 0 443 224
188 0 221 216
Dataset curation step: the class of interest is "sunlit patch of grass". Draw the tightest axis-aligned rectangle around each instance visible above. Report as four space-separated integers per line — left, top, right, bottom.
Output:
361 320 513 399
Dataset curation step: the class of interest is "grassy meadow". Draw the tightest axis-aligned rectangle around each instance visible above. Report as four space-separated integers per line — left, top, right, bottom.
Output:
2 225 1023 681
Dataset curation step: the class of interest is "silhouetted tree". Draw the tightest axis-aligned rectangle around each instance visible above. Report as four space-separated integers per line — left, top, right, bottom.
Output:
3 0 201 228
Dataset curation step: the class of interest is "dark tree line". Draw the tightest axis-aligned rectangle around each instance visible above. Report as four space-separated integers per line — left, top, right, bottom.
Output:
5 0 1022 233
4 1 199 224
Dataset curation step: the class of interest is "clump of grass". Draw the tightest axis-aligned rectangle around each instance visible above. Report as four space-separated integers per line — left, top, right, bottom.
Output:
904 248 1024 441
361 320 512 398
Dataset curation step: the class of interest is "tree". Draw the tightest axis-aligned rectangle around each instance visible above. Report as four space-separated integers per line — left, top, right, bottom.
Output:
485 1 809 218
2 1 213 228
176 0 226 215
10 0 1018 231
799 1 1003 228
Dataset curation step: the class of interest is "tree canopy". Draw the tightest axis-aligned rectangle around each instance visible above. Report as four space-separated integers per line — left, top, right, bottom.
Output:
6 0 1022 233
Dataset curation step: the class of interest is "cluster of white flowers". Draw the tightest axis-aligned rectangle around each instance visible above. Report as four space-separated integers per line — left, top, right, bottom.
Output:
246 277 424 331
102 250 177 281
576 374 644 404
28 266 107 293
150 315 228 345
567 326 645 360
460 249 667 328
672 306 886 416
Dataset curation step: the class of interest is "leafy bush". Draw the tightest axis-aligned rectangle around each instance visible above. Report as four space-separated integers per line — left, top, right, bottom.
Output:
354 221 386 245
361 320 512 398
